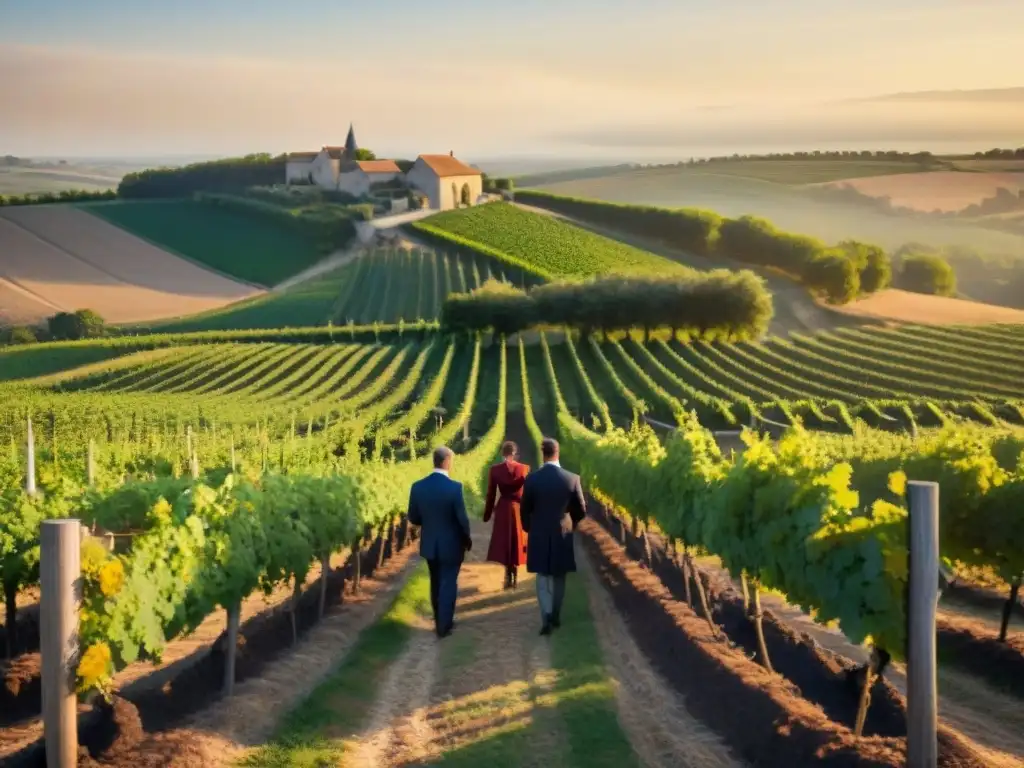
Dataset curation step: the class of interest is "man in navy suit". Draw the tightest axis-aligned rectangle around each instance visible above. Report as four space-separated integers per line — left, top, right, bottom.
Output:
408 446 472 638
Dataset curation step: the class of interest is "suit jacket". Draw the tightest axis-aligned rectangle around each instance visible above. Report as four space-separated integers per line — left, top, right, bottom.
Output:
521 463 586 576
408 471 471 564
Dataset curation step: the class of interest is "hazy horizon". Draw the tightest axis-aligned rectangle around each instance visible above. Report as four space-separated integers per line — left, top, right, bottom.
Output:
3 0 1024 161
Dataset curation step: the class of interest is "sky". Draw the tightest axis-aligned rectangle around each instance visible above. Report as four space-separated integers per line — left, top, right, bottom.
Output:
2 0 1024 160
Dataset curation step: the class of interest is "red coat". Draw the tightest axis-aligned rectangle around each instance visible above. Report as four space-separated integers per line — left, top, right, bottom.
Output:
483 460 529 567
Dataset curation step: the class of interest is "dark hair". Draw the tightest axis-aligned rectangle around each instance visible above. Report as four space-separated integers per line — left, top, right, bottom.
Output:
501 441 518 458
541 438 559 460
433 445 453 468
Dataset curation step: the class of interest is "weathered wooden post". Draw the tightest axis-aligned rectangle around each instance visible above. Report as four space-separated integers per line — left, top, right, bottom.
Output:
26 415 37 496
907 481 939 768
40 519 81 768
86 439 96 487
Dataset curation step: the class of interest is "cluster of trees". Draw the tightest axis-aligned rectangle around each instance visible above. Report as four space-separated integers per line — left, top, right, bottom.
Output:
0 189 117 207
684 150 937 165
481 175 514 193
514 191 892 304
442 272 773 340
972 148 1024 159
891 245 958 297
1 309 106 347
194 192 372 253
119 154 286 198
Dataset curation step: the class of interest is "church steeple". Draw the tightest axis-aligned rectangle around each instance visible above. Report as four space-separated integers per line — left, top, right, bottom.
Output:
344 123 358 159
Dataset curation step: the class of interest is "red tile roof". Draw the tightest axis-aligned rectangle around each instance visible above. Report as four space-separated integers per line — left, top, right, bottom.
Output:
417 154 481 178
355 160 401 174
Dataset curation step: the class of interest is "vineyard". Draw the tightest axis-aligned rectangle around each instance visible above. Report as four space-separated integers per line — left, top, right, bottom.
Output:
0 324 1022 765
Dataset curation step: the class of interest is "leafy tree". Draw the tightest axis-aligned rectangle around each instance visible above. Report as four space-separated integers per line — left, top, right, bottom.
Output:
898 254 957 297
1 326 39 345
354 148 377 161
806 252 860 304
119 154 286 198
838 240 891 293
47 309 106 341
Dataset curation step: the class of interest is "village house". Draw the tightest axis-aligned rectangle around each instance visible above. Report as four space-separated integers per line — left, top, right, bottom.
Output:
285 125 483 212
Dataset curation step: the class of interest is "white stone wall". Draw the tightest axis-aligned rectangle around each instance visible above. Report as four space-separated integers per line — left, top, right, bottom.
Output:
310 152 340 190
285 161 314 185
337 169 401 196
405 160 442 209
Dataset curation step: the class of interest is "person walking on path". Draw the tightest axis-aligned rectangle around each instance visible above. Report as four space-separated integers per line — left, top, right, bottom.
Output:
408 446 473 638
521 437 587 636
483 441 529 590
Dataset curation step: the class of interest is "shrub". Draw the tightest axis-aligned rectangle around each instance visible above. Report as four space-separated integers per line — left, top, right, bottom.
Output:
0 326 39 345
839 240 892 293
806 251 861 304
0 189 117 206
898 253 957 296
48 310 106 341
441 271 774 339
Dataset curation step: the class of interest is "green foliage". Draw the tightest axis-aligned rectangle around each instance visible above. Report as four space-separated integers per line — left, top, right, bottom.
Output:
118 153 285 198
1 326 39 346
48 309 106 341
805 251 861 304
898 252 958 297
442 272 774 339
0 189 117 206
416 203 688 280
839 240 892 294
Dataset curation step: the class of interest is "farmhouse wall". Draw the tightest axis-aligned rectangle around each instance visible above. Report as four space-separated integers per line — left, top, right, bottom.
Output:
406 161 443 209
338 169 401 196
310 153 340 189
438 174 483 210
285 161 314 185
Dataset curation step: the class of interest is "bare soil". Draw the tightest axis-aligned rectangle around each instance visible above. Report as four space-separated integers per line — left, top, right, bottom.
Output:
0 207 260 325
822 172 1024 213
828 288 1024 325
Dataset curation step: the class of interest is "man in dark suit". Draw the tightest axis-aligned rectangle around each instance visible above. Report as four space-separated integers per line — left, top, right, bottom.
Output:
521 437 586 635
407 446 472 638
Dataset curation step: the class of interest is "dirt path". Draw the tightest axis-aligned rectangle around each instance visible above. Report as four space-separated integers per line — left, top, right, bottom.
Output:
578 546 743 768
339 516 742 768
271 247 362 292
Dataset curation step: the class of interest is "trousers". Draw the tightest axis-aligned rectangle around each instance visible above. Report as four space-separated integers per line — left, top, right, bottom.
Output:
427 558 462 634
535 573 566 621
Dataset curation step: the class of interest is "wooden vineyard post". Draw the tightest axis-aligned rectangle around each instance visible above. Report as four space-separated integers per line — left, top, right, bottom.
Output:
750 583 774 673
319 553 331 619
87 439 96 487
907 481 939 768
230 440 237 474
26 415 37 496
999 577 1021 643
40 520 81 768
223 604 240 697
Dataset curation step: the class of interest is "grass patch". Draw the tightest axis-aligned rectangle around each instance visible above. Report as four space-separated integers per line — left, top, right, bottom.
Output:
238 564 431 767
420 203 686 279
0 343 137 382
140 267 353 333
547 577 640 767
84 199 324 286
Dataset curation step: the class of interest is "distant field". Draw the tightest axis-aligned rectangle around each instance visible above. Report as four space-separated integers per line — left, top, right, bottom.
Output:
824 171 1024 213
528 166 1024 259
950 159 1024 173
0 205 259 325
87 199 325 286
0 167 122 195
418 202 687 279
829 288 1024 326
679 159 934 184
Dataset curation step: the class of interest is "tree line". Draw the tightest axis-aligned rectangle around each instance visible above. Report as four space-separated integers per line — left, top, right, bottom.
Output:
441 272 773 340
118 154 287 198
0 189 117 207
515 190 905 303
1 309 106 347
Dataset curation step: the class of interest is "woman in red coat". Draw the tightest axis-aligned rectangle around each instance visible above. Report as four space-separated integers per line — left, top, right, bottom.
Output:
483 441 529 589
